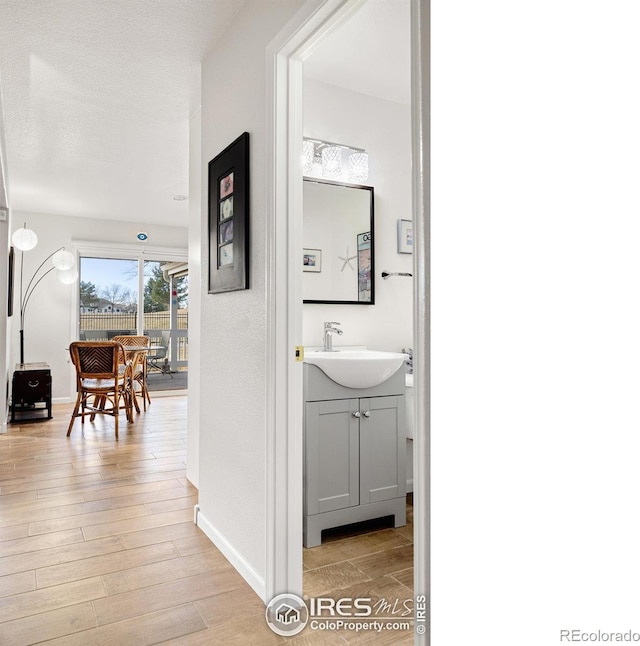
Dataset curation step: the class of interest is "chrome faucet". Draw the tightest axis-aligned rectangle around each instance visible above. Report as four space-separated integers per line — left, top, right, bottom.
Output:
322 322 343 352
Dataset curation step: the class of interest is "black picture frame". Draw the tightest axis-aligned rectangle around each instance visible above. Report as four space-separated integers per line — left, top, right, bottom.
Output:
208 132 250 294
7 246 14 317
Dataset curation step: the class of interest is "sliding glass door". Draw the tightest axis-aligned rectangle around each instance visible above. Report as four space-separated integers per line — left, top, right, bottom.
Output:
79 257 138 339
78 255 188 392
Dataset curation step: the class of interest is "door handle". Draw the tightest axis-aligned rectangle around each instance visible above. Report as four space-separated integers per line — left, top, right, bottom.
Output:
352 411 361 418
363 411 370 418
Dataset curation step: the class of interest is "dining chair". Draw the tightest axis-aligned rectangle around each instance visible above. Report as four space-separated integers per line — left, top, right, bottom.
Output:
112 335 151 411
67 341 134 439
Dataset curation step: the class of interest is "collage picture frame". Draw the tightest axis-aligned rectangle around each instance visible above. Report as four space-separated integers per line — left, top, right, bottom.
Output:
208 132 250 293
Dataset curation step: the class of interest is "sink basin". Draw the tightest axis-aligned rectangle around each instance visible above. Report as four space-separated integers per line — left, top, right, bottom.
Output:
304 350 408 389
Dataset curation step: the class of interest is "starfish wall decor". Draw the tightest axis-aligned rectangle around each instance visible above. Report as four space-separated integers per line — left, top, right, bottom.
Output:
338 247 357 271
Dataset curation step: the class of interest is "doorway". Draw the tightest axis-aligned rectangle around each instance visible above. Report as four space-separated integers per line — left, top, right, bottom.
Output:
265 0 428 635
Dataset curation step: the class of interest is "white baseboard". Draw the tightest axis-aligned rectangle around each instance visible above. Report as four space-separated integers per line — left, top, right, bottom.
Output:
52 397 73 404
194 505 266 603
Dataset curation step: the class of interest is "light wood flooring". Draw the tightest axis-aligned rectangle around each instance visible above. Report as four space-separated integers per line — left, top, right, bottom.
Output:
1 398 415 645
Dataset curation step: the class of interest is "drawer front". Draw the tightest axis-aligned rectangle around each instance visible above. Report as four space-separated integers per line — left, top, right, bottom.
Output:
13 371 52 403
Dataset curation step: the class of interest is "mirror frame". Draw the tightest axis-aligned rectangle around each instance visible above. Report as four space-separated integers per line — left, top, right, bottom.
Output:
303 177 375 305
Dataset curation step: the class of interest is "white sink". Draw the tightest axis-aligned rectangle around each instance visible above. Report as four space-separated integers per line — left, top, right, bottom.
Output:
304 350 408 389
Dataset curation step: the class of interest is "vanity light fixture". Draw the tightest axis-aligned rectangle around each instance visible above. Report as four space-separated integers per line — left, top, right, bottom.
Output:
303 137 369 181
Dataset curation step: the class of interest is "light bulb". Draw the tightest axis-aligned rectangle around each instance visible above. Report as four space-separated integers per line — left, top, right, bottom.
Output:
12 227 38 251
51 249 75 271
57 268 79 285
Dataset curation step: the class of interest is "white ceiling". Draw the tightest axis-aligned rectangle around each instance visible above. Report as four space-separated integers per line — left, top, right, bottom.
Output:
0 0 245 226
0 0 409 229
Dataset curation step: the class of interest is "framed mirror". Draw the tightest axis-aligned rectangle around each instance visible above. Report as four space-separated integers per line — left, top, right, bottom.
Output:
303 178 374 304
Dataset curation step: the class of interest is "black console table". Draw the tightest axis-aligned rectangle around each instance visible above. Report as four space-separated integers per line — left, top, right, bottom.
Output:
11 362 52 423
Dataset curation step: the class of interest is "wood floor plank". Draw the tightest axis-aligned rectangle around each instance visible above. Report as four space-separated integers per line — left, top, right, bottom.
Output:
0 523 29 541
28 503 150 536
303 528 411 570
0 535 126 577
81 477 184 502
0 498 112 527
101 548 231 595
349 545 414 579
303 561 371 598
36 541 180 588
41 602 207 646
0 575 106 623
82 508 193 540
194 585 266 627
93 568 247 626
0 528 84 558
0 571 36 598
121 521 202 550
0 601 96 646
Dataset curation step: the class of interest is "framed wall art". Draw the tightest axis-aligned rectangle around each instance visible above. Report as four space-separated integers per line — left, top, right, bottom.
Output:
357 231 372 302
303 248 322 273
397 219 413 254
208 132 250 293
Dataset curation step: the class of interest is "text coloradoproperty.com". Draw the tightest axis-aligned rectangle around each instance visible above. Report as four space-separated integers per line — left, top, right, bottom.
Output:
561 630 640 642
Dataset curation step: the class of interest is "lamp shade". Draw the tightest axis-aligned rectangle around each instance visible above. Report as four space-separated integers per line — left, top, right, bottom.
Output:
321 146 342 178
57 268 79 285
349 152 369 182
302 140 315 173
12 227 38 251
51 249 75 271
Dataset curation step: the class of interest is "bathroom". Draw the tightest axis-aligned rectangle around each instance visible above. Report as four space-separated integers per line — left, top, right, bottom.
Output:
300 0 415 599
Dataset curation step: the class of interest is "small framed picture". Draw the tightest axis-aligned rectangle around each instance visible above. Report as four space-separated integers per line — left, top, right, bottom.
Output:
219 219 233 245
220 172 234 199
219 243 234 266
220 196 233 221
397 219 413 254
303 248 322 272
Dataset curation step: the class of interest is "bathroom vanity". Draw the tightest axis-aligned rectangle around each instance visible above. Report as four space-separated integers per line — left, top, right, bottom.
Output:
303 361 406 548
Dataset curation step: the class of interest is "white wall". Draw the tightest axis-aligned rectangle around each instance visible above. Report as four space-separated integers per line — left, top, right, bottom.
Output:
186 108 202 488
302 79 413 352
196 0 308 600
0 214 8 432
8 211 187 400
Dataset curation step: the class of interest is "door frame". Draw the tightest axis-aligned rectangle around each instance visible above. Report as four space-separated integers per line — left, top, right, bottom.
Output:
265 2 429 641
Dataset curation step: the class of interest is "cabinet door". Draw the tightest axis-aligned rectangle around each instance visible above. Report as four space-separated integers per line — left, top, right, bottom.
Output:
359 396 406 504
305 399 360 515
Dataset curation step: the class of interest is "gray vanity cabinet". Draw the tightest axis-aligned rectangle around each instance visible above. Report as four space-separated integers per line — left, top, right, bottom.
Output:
303 364 407 548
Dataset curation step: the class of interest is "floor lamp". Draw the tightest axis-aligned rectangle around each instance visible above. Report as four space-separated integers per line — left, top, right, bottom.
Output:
11 224 79 366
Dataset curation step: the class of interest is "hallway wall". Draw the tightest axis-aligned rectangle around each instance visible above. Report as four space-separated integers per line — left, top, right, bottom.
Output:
195 0 311 600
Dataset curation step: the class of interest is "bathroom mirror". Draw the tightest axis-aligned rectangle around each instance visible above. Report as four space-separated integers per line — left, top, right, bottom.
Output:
303 178 374 304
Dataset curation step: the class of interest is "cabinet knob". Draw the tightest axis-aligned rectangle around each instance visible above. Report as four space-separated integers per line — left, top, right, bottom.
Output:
352 411 361 418
363 411 370 418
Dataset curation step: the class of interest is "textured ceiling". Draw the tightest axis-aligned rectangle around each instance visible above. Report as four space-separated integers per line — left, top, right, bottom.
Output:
0 0 245 226
0 0 408 230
